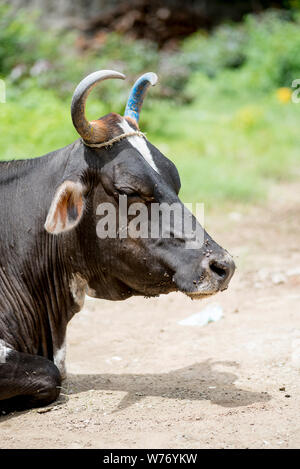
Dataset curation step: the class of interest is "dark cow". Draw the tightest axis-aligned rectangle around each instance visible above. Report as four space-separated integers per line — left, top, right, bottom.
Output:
0 70 235 411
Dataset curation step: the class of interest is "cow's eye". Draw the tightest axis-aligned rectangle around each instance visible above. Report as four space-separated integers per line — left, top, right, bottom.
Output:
116 188 154 203
143 195 155 203
125 192 142 200
117 188 140 198
115 188 142 201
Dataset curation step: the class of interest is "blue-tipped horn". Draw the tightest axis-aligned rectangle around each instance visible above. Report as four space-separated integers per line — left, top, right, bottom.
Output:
124 72 158 123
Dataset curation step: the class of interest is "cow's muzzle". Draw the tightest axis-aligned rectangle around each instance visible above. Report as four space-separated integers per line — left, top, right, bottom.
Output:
206 252 235 290
173 250 235 299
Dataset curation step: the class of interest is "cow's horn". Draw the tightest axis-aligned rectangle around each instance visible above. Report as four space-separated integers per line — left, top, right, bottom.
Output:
124 72 158 123
71 70 125 143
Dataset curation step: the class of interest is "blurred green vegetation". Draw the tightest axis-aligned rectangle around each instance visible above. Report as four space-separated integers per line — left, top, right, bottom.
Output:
0 3 300 206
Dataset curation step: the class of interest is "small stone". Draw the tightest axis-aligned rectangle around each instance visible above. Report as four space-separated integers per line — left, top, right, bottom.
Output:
36 406 54 414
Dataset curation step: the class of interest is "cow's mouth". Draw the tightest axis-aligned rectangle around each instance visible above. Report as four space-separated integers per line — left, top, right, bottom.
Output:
172 271 220 300
185 291 215 300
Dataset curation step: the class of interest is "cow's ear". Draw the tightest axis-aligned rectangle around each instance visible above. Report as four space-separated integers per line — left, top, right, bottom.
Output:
44 181 85 234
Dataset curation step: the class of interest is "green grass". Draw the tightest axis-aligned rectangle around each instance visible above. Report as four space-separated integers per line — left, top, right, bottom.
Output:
1 85 299 207
148 95 300 205
1 5 300 207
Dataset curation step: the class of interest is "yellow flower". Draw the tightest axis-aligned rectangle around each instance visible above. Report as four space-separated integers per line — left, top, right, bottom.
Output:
276 87 292 103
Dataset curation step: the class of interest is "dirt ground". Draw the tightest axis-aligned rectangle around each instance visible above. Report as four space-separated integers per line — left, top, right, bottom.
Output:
1 181 300 449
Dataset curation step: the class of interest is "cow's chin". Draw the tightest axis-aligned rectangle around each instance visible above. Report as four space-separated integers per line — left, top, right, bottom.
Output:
121 283 175 299
117 277 177 300
185 291 216 300
86 277 171 301
175 277 220 300
86 277 218 302
182 284 219 300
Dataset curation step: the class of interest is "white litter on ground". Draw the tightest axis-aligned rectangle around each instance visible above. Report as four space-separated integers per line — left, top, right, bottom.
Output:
286 267 300 277
178 303 224 327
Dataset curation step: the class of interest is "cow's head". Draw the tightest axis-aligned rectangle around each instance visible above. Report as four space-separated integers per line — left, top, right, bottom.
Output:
44 70 235 301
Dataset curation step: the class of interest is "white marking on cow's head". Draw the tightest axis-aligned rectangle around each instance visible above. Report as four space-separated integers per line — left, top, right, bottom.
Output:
119 119 159 174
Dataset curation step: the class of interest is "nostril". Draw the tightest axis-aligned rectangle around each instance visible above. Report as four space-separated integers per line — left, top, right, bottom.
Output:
209 260 228 279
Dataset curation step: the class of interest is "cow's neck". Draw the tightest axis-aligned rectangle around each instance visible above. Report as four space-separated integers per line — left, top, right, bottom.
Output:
0 141 86 359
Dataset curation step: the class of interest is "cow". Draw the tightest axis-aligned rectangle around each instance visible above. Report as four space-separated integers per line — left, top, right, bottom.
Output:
0 70 235 412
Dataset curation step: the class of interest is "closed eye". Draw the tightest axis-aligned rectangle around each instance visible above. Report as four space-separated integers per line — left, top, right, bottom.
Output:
118 189 140 197
116 188 154 202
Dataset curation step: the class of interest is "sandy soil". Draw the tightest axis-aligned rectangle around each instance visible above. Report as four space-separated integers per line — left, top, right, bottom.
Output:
1 181 300 449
